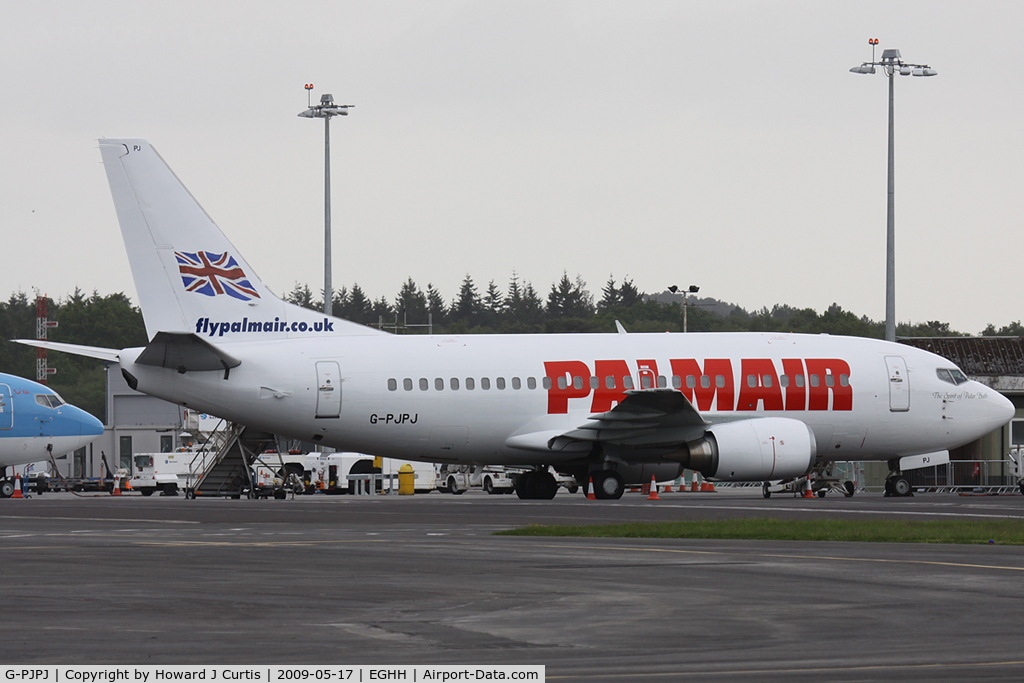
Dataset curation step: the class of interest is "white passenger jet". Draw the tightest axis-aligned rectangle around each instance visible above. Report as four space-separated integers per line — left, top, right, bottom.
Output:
0 372 104 497
17 139 1015 499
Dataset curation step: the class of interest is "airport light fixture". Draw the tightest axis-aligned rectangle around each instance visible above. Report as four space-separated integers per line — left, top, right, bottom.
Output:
850 40 936 341
668 284 700 332
299 85 353 317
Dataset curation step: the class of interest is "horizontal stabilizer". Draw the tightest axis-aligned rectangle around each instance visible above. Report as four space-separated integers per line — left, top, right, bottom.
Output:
135 332 241 372
13 339 120 363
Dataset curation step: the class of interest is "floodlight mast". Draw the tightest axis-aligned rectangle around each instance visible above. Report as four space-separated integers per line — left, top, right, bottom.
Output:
299 86 353 317
850 40 936 342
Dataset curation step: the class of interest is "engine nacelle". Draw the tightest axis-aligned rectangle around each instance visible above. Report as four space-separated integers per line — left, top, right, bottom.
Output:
668 417 817 481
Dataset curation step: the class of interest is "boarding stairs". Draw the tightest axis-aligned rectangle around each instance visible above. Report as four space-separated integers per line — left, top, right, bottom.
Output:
183 422 278 498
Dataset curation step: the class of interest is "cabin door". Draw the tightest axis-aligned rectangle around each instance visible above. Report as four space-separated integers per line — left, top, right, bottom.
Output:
0 384 11 429
315 361 342 418
885 356 910 412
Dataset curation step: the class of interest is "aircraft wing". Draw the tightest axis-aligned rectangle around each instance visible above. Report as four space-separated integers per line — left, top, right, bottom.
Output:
507 389 709 453
13 339 121 363
555 388 709 448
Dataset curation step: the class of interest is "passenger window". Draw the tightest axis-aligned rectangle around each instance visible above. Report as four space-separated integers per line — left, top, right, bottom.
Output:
716 375 725 389
809 374 820 387
606 376 615 389
482 377 491 390
762 375 773 388
671 375 682 389
780 375 790 388
640 375 651 389
496 377 506 390
466 377 475 390
387 378 397 391
825 374 834 387
527 377 537 390
557 376 567 390
403 378 413 391
840 374 850 387
512 377 521 390
419 378 428 391
450 378 460 390
686 375 696 389
573 376 583 390
747 375 757 388
590 376 599 389
434 378 444 391
541 377 550 390
657 375 667 388
795 374 805 388
623 376 634 390
701 375 711 389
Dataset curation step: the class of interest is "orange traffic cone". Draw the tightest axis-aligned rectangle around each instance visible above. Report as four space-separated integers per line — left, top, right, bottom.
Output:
700 480 716 492
586 476 596 500
691 474 701 492
802 478 815 498
112 475 121 496
663 481 673 493
11 474 24 499
647 476 661 501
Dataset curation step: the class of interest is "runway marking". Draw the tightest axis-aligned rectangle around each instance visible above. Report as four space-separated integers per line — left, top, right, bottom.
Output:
134 538 388 548
547 658 1024 679
0 515 200 524
527 542 1024 573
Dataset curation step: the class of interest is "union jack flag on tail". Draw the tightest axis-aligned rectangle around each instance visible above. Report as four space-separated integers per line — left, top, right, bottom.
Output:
175 251 261 301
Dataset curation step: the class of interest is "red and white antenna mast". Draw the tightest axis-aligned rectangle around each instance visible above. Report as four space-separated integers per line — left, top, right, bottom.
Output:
34 293 58 384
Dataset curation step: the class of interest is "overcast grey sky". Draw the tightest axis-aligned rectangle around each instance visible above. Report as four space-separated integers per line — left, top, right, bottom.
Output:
1 1 1020 333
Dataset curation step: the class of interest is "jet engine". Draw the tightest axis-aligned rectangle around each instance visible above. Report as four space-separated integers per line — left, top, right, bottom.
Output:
667 417 817 481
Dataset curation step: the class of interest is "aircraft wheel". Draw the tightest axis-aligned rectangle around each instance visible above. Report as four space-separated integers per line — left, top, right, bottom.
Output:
593 471 624 500
1019 482 1024 496
817 490 826 498
0 480 14 498
185 489 196 500
515 472 534 499
484 477 498 494
762 483 771 499
535 471 558 499
844 481 855 498
893 477 912 497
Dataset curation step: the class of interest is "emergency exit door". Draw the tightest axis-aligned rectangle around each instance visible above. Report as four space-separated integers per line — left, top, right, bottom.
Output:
315 361 342 418
885 356 910 412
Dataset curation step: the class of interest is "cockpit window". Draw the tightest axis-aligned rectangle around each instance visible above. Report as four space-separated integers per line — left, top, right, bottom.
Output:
35 394 66 408
936 368 969 386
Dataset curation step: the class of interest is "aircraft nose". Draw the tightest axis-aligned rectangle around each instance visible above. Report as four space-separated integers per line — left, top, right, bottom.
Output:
72 406 104 437
988 389 1016 430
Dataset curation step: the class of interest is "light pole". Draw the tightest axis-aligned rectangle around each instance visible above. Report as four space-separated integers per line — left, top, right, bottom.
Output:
850 40 936 341
669 285 700 332
299 85 352 317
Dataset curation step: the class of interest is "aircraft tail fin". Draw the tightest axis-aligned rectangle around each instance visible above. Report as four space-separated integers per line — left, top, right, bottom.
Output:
98 138 383 341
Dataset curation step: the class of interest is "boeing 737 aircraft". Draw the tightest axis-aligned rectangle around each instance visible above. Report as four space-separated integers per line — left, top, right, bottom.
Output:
18 139 1015 499
0 372 104 497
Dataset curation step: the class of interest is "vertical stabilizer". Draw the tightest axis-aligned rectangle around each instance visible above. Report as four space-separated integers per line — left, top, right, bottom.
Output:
98 139 383 341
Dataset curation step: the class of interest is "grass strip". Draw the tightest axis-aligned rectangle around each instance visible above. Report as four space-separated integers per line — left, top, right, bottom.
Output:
494 518 1024 545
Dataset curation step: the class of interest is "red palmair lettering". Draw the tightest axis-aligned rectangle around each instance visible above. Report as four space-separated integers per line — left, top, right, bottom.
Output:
544 358 852 414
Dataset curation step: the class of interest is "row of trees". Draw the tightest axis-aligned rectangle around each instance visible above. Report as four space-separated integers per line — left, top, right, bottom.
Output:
2 275 1021 422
